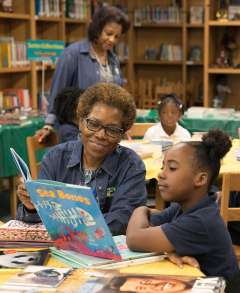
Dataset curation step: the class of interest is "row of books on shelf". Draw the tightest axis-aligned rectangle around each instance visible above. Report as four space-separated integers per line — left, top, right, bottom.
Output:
134 5 182 26
35 0 89 19
144 44 182 62
159 44 182 61
0 37 29 69
35 0 61 17
0 88 31 110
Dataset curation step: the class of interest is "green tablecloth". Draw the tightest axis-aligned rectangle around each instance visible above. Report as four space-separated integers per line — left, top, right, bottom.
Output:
0 116 44 177
181 116 239 138
136 109 240 138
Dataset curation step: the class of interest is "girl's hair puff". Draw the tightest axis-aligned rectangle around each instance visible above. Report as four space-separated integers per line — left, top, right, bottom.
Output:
188 129 232 187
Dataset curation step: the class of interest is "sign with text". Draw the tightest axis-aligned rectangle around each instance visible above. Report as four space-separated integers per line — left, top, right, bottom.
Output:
27 39 64 62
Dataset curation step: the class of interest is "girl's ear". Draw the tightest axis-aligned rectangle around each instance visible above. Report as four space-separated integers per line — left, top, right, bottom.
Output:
194 172 208 187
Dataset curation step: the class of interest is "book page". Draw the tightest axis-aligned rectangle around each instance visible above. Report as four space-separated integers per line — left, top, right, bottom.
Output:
10 148 31 181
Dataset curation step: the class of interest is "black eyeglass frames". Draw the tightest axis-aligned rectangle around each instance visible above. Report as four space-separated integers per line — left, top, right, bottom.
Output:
83 117 124 138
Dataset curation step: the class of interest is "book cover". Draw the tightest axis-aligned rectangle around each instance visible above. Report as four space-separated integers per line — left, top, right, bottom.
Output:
2 265 72 289
25 179 122 261
0 248 49 268
0 220 52 243
79 271 226 293
10 148 121 261
10 148 161 263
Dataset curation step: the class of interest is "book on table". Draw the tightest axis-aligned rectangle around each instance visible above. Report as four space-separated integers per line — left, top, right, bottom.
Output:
0 265 72 291
0 247 49 269
0 220 52 246
10 148 161 264
79 271 226 293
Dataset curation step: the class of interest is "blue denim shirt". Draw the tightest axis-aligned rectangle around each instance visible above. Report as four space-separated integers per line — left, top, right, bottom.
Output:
17 139 147 235
46 39 123 125
58 123 79 143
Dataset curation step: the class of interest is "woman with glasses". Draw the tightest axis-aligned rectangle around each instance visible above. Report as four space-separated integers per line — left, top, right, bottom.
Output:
36 4 130 144
16 83 147 236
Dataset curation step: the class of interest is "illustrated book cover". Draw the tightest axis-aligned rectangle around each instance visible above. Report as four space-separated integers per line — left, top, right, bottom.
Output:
78 271 226 293
0 248 49 268
10 148 158 262
1 265 72 290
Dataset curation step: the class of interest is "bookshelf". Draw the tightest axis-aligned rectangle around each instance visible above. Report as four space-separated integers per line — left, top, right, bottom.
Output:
125 0 205 108
1 1 240 110
115 0 240 109
204 0 240 108
0 0 89 110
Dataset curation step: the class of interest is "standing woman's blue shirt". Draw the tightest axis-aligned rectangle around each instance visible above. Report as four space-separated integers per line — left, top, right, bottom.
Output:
46 39 123 125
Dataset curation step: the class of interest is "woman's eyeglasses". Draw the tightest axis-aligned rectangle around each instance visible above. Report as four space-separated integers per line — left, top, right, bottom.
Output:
83 118 124 138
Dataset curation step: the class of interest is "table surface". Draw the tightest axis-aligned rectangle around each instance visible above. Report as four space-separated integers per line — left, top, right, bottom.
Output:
0 256 203 291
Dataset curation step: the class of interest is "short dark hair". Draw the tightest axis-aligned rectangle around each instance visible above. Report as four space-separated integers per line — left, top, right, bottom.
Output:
54 87 83 124
187 129 232 187
157 93 184 114
88 5 130 42
77 82 136 132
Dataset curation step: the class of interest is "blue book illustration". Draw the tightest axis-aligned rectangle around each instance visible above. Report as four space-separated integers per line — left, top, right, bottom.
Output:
10 148 157 262
10 148 121 261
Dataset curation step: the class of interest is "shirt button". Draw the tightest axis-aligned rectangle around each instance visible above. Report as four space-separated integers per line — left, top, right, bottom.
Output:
98 186 102 190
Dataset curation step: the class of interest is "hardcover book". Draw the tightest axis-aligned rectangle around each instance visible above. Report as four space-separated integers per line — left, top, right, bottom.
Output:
0 220 52 243
10 148 158 262
0 248 49 268
79 271 226 293
1 265 72 290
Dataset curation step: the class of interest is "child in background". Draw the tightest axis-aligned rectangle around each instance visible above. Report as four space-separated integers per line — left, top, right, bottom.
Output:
127 129 239 281
143 94 191 141
53 87 83 143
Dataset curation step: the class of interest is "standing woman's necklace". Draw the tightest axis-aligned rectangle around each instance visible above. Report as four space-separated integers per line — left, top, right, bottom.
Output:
91 46 113 82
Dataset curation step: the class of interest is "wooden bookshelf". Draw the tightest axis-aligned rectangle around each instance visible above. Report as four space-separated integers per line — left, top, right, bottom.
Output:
0 0 89 110
204 0 240 108
1 1 240 110
122 0 205 108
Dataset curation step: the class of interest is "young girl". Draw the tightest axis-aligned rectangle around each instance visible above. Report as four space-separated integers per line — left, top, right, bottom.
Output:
143 94 191 141
53 87 83 143
127 129 239 281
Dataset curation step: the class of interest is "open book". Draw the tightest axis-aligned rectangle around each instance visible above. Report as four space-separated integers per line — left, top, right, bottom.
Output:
10 148 159 263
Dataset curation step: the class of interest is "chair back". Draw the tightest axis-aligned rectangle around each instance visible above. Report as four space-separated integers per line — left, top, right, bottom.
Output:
26 132 58 179
221 173 240 223
127 123 155 138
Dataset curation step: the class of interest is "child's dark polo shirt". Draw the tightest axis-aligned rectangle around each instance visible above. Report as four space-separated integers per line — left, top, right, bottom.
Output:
150 195 239 280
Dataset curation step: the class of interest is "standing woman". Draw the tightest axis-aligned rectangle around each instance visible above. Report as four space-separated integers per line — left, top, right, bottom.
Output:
37 4 130 142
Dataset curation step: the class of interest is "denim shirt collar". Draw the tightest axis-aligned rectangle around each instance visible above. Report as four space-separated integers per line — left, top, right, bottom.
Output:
66 140 121 176
79 39 117 65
